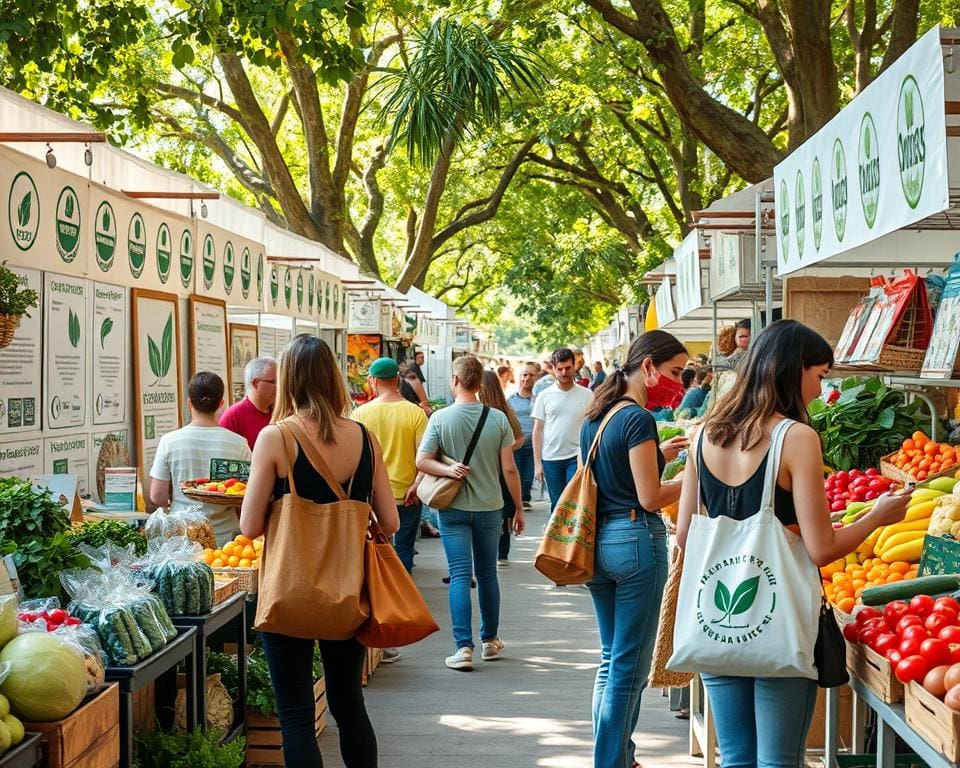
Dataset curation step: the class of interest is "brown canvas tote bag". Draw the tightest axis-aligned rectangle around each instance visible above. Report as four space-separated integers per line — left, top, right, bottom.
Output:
254 418 371 640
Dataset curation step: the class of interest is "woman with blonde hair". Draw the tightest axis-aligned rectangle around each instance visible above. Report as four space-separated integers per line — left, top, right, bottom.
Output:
417 356 523 671
241 335 398 768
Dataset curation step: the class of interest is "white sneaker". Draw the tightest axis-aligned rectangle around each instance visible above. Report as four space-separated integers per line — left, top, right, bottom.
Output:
497 559 508 568
445 647 474 670
481 638 505 661
381 648 401 664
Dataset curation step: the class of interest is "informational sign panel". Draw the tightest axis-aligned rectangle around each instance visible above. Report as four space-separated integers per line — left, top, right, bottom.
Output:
188 296 230 397
92 282 126 425
44 432 91 497
132 289 183 489
229 324 259 404
774 26 949 275
674 231 703 318
348 299 381 333
654 278 676 326
275 327 291 351
43 273 88 431
259 326 278 359
0 266 41 435
0 438 44 478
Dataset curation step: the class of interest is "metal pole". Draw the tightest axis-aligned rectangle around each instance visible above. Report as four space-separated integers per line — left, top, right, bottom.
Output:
765 262 774 328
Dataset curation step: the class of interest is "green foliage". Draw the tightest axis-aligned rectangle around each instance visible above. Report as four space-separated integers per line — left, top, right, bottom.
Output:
0 263 39 318
0 533 92 604
0 476 70 543
70 519 147 556
207 645 322 717
133 728 245 768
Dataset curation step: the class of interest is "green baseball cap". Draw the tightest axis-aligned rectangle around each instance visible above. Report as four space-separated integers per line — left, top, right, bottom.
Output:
368 357 399 378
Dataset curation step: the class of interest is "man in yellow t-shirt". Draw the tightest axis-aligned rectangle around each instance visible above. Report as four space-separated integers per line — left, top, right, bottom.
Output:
353 357 428 573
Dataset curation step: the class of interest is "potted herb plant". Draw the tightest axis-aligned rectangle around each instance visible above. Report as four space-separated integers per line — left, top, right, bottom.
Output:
0 262 39 349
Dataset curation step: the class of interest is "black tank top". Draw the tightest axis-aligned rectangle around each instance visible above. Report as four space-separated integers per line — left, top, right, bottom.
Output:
697 432 798 526
272 423 373 504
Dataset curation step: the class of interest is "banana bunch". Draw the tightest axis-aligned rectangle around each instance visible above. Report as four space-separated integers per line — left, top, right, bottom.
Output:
862 487 944 564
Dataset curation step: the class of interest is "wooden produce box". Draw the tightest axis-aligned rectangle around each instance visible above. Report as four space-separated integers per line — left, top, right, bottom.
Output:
23 684 120 768
846 643 904 704
246 677 327 766
879 449 958 484
213 576 239 605
905 680 960 762
131 680 155 733
0 733 42 768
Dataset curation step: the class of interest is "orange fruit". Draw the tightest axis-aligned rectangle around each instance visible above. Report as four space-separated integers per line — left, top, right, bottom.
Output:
241 546 256 560
238 558 252 568
889 561 910 574
837 597 856 614
902 439 916 452
253 539 263 551
227 555 240 567
916 470 928 480
211 558 224 568
925 441 940 456
930 462 942 473
886 572 904 583
235 535 253 546
913 430 928 443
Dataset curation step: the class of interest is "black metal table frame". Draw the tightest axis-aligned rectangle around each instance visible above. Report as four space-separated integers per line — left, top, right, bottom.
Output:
105 626 198 768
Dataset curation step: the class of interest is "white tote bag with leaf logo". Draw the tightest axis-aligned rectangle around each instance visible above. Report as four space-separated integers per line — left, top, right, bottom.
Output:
668 419 820 678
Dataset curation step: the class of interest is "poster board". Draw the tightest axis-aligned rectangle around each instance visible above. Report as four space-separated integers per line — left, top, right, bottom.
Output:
0 266 41 435
43 273 88 431
921 262 960 377
132 288 183 493
92 282 127 425
188 296 231 397
228 323 259 404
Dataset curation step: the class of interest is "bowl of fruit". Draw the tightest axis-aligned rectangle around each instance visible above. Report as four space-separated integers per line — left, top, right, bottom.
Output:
180 477 247 505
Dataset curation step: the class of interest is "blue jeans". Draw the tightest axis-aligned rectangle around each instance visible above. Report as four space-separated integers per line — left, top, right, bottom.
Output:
421 505 439 528
701 675 817 768
393 501 422 573
587 512 669 768
542 456 578 511
438 508 501 650
514 441 534 502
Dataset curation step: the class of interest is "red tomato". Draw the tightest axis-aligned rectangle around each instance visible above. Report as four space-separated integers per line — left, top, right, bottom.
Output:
910 595 936 618
902 625 931 643
856 607 883 624
64 617 81 626
843 623 862 643
900 636 925 657
933 606 960 624
886 649 903 665
935 597 960 614
873 633 900 655
942 627 960 645
949 644 960 665
47 608 68 625
861 629 883 647
897 616 925 635
895 655 932 684
926 612 954 635
885 601 911 630
866 467 880 476
862 618 888 634
920 638 952 667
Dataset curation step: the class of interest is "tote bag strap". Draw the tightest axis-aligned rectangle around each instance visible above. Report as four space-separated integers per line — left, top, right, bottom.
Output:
461 406 491 467
276 421 303 500
584 400 634 469
759 418 795 514
282 417 350 502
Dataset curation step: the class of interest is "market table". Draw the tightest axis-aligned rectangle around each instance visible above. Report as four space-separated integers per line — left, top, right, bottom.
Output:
0 734 41 768
106 626 198 768
171 591 247 743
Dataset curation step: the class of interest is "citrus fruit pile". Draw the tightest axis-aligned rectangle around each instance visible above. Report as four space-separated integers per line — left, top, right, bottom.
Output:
202 534 262 569
822 559 918 614
887 431 959 481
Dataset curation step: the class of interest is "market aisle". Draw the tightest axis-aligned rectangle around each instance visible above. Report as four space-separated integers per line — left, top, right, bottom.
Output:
318 499 695 768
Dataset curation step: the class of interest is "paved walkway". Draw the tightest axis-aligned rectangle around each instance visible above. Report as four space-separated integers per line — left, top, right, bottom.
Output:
319 499 697 768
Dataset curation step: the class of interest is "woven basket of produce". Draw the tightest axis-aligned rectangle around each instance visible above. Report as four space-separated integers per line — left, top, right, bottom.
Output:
176 673 234 732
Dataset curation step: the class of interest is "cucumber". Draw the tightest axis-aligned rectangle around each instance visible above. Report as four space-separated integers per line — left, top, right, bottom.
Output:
861 574 960 606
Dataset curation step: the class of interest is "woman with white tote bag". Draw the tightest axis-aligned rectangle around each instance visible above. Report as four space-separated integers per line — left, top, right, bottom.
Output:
673 320 909 768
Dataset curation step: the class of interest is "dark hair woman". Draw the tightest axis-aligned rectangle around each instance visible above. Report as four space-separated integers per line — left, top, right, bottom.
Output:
241 335 399 768
676 320 909 767
580 329 689 768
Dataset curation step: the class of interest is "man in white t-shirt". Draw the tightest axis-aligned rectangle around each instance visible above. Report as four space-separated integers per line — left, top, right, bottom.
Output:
532 347 593 511
149 371 252 545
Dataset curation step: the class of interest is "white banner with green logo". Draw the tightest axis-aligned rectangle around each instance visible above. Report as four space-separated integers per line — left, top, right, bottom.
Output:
43 273 88 431
0 146 89 276
654 277 676 326
0 266 41 435
314 269 347 329
0 438 44 478
44 432 90 497
194 221 266 310
774 26 948 276
262 263 319 322
92 283 126 425
674 231 704 318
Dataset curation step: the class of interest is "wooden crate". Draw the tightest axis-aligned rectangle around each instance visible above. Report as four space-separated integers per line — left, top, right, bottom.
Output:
361 648 383 687
132 680 155 733
846 643 903 704
23 684 120 768
905 680 960 762
213 576 239 605
880 448 958 484
246 677 326 766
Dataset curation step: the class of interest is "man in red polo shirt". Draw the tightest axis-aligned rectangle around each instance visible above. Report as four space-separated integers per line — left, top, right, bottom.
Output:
219 356 276 449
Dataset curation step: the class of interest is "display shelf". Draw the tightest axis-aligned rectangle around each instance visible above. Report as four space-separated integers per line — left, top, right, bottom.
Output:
846 676 955 768
0 734 41 768
106 626 198 768
881 375 960 389
171 591 247 741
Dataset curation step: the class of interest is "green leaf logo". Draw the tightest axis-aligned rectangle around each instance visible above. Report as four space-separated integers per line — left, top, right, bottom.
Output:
102 207 111 230
906 90 914 129
100 317 114 349
161 228 168 247
56 187 81 263
134 218 141 239
864 124 871 158
711 575 761 628
64 194 74 218
147 314 173 381
67 308 80 348
157 224 172 284
17 191 31 227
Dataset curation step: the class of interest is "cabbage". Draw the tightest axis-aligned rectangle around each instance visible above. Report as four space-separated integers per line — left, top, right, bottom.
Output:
0 633 86 721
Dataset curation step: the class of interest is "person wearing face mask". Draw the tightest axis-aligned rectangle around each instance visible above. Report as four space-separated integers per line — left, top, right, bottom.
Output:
579 330 689 768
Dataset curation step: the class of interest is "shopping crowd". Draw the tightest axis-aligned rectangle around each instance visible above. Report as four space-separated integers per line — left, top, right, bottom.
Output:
146 320 913 768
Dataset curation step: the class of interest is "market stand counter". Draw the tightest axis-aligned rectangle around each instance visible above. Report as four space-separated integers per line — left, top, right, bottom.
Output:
22 684 120 768
0 734 41 768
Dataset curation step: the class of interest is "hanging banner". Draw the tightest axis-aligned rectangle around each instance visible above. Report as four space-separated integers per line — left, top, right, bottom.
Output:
44 433 91 497
774 26 948 276
0 266 41 435
194 221 266 309
674 231 703 318
229 324 259 403
0 145 90 276
0 438 44 478
654 278 676 326
92 282 126 425
348 298 380 333
43 273 88 430
188 296 231 396
263 262 287 315
132 288 183 489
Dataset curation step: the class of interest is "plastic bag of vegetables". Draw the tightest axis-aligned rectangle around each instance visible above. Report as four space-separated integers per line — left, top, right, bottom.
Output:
137 537 215 617
144 506 217 550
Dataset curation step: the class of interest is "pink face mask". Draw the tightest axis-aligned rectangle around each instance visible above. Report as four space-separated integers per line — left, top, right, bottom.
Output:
645 370 684 409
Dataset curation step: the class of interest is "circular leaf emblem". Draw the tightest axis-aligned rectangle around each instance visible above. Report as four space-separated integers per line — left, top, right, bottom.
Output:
240 247 251 299
696 558 777 645
858 113 880 229
202 234 216 290
8 172 39 252
831 138 848 241
342 291 348 322
156 223 172 284
270 265 279 303
56 186 81 263
127 213 147 278
257 254 265 299
811 157 823 251
333 285 340 317
179 229 194 288
284 269 292 308
778 179 790 266
794 170 805 261
94 201 117 272
296 270 304 311
308 272 315 312
325 282 332 316
898 75 925 209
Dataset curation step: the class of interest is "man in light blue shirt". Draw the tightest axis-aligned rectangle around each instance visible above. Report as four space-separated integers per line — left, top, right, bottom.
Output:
507 362 537 509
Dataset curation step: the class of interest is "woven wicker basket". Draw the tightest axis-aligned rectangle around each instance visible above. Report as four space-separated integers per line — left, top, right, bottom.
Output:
649 546 692 688
212 566 258 594
0 314 20 349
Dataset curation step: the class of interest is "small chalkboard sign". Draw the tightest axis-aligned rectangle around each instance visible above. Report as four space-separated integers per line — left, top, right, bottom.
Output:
209 458 251 482
918 535 960 576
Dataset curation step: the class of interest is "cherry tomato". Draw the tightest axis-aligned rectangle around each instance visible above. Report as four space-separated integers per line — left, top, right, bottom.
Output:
885 601 911 630
856 607 883 624
910 595 936 618
873 633 900 655
901 625 931 643
63 617 81 626
47 608 68 625
843 623 862 643
897 616 925 635
895 654 932 684
866 467 880 476
940 626 960 645
949 644 960 665
900 636 925 657
862 618 888 634
925 612 954 635
920 638 951 667
935 596 960 614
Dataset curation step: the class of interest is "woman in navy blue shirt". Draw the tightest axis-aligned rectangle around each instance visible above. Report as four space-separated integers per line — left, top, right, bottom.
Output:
580 330 689 768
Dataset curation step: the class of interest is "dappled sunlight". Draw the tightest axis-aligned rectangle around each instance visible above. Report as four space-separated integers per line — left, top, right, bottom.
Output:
439 714 594 749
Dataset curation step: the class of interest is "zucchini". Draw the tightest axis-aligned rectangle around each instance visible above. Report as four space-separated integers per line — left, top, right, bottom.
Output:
861 574 960 606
